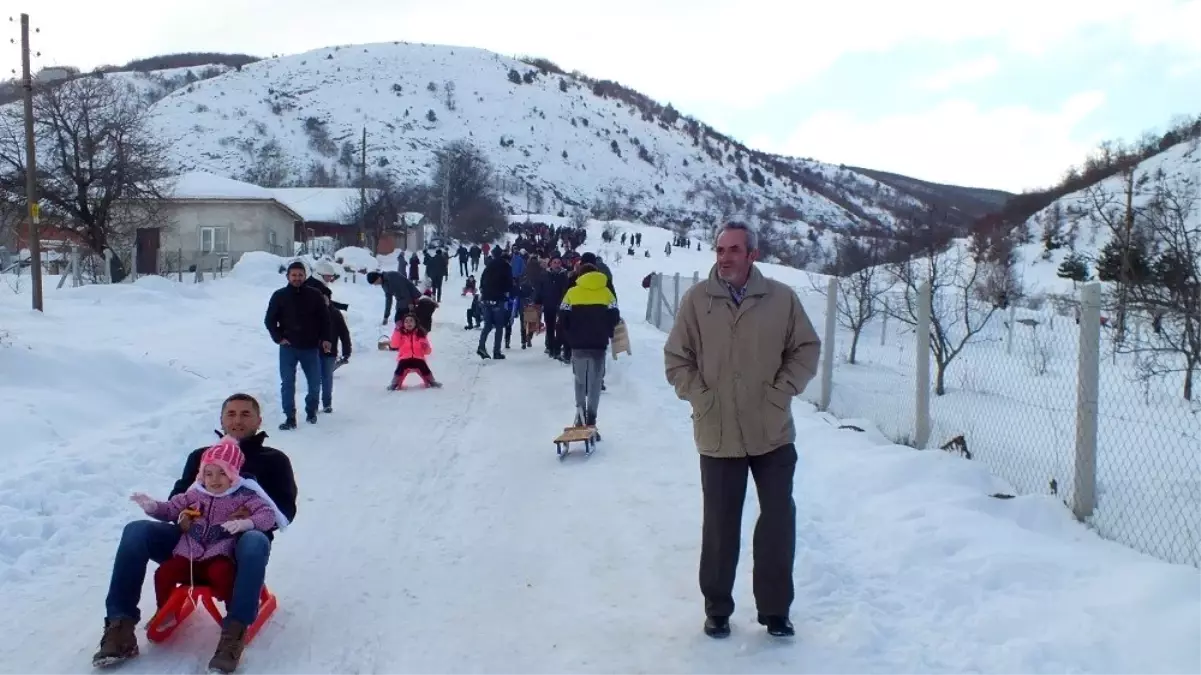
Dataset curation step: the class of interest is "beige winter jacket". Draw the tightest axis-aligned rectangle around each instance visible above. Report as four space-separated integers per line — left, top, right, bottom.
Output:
664 264 821 458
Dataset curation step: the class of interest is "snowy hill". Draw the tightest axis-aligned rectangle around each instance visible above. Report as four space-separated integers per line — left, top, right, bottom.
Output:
127 42 1007 235
1013 139 1200 295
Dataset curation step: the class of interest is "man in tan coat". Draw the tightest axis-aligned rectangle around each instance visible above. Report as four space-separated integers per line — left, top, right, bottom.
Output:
664 222 821 640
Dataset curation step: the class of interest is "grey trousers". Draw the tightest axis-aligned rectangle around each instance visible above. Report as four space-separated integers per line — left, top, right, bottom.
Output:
571 349 606 419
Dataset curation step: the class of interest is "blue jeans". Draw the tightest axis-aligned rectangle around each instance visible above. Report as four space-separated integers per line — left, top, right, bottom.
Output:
319 355 336 408
477 302 508 354
279 345 320 417
105 521 272 626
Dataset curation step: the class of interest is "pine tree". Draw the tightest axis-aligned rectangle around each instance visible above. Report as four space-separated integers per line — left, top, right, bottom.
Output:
1056 252 1090 283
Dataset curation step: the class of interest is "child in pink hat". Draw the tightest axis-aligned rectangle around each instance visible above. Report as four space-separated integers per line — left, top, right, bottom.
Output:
130 436 287 611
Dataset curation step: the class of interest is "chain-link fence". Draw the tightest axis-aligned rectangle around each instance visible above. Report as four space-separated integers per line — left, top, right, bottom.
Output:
645 271 1201 567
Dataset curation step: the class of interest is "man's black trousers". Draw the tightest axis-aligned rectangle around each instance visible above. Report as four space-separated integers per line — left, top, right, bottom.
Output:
698 443 796 619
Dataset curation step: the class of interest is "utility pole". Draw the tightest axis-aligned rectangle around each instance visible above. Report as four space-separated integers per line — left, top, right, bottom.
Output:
358 126 366 247
20 14 43 312
440 148 450 242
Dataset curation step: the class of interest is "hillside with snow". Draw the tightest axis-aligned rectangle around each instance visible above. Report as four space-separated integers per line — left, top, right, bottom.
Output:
119 42 1006 236
1013 139 1200 295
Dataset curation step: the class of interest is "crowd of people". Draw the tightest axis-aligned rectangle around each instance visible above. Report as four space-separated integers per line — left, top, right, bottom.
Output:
91 221 821 674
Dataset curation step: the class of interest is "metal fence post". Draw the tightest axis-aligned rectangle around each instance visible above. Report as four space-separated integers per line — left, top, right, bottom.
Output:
644 272 655 324
1073 282 1101 520
914 281 932 449
819 276 838 411
672 273 681 316
880 296 889 346
1006 304 1016 355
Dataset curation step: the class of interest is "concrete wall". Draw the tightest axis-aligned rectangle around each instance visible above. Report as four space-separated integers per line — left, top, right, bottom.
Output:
158 200 296 269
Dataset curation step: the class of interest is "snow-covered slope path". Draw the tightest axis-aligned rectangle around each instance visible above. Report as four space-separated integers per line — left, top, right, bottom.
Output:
1 233 1198 673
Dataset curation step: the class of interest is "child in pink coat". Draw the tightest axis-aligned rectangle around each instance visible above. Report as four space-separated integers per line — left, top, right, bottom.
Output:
130 437 285 610
388 314 442 389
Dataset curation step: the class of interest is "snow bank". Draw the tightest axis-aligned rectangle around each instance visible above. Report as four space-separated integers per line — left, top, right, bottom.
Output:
333 246 381 273
229 251 291 285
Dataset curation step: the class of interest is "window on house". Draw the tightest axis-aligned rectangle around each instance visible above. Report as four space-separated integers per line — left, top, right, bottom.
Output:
200 226 229 254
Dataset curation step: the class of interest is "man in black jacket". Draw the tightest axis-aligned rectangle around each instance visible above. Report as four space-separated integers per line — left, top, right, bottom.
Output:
476 248 514 359
367 270 420 325
265 261 332 429
535 255 571 359
426 248 449 302
92 393 299 674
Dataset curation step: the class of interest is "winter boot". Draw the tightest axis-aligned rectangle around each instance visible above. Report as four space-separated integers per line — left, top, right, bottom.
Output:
305 412 318 424
323 406 333 414
278 416 296 431
207 620 248 674
758 615 794 637
424 378 443 388
703 616 731 639
492 350 506 360
476 346 491 360
91 617 139 668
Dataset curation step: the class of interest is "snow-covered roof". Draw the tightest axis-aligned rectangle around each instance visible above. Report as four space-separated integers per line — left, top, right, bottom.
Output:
270 188 379 224
163 171 276 201
400 212 425 226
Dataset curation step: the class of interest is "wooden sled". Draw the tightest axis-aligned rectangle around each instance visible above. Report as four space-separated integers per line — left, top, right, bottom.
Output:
554 408 600 459
388 368 440 390
522 304 543 336
611 320 631 359
145 584 278 646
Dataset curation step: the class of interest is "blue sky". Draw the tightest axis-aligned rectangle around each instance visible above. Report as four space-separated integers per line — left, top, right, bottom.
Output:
6 0 1199 193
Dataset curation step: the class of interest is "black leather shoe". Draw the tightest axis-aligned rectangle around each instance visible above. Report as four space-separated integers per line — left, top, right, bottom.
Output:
757 615 794 637
703 616 730 638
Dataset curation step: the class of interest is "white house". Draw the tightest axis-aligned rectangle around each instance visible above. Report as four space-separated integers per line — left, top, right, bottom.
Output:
131 172 302 274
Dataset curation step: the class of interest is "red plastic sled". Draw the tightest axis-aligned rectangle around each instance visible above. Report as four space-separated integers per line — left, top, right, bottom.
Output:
145 585 278 645
390 368 439 390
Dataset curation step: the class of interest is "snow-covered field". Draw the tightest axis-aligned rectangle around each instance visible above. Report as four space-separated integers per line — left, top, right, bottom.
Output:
1 220 1198 673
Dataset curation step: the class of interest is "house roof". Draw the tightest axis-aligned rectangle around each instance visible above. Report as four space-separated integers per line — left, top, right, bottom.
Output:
157 172 303 221
270 188 380 224
400 212 425 226
164 171 278 200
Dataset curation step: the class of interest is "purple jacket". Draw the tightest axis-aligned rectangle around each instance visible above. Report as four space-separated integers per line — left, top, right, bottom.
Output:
151 483 277 561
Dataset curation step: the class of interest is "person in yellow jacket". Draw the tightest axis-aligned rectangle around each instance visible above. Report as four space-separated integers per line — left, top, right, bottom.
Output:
557 263 620 426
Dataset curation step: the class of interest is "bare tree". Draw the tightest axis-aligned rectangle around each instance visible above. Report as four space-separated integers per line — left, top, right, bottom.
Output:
1121 176 1200 400
887 213 1002 395
340 177 432 254
0 75 170 254
1077 168 1140 342
0 195 20 250
814 238 889 364
430 140 506 243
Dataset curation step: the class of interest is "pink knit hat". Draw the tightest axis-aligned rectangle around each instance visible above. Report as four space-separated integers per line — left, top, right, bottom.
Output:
197 436 245 482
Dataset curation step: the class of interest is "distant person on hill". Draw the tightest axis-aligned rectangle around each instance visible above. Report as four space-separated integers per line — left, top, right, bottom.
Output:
425 248 448 302
557 263 620 427
663 221 821 641
91 393 298 674
476 247 513 359
468 244 482 271
265 261 332 429
366 270 420 326
455 245 470 276
407 253 421 283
